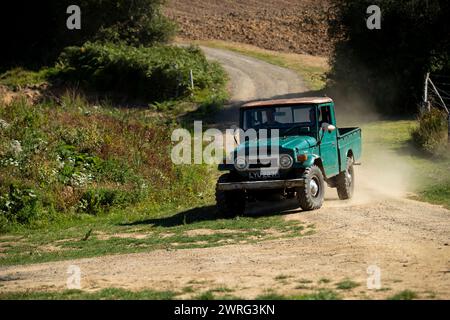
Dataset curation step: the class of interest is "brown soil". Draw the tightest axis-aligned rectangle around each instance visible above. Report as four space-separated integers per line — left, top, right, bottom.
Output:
165 0 335 56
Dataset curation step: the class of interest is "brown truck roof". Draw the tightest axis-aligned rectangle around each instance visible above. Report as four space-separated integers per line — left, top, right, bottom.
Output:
241 97 333 108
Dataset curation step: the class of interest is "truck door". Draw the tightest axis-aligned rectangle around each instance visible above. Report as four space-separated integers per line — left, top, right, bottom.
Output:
318 105 339 177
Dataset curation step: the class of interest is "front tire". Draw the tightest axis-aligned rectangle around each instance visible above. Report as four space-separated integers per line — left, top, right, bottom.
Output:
336 156 355 200
296 165 325 211
215 173 246 218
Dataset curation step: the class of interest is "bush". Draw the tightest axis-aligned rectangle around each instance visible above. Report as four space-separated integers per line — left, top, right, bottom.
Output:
0 185 39 225
56 42 226 101
411 108 449 155
0 95 217 228
78 188 138 215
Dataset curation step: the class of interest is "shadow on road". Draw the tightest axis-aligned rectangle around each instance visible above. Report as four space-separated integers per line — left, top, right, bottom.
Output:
122 199 303 228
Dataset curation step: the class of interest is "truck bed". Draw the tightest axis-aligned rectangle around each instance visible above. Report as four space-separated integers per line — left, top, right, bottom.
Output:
337 127 362 170
338 127 359 136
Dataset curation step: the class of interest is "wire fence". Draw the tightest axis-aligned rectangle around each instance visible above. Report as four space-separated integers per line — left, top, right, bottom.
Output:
425 73 450 114
425 73 450 143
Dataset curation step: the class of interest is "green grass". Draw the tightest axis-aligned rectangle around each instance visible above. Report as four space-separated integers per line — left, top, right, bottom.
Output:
336 279 359 290
182 286 195 293
186 40 329 91
0 288 178 300
318 278 331 284
419 185 450 209
209 287 233 293
388 290 418 300
0 67 55 89
0 287 342 300
0 206 312 266
256 289 340 300
298 278 313 284
274 274 292 281
361 120 450 209
195 291 216 300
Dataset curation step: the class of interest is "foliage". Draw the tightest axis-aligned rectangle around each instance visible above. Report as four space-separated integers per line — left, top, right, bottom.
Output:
328 0 450 115
388 290 418 300
335 279 359 290
0 185 39 225
78 189 129 215
55 42 226 101
0 94 217 230
0 288 178 300
411 107 448 156
0 68 56 90
1 0 176 69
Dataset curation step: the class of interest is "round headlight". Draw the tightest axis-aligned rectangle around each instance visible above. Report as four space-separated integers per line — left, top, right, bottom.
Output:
279 154 293 169
234 157 248 170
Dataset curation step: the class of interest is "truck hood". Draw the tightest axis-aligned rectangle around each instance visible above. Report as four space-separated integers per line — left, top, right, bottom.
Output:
235 135 317 153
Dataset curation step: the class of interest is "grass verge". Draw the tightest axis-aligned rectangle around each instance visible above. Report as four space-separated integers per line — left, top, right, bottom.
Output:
0 288 178 300
361 120 450 209
388 290 418 300
256 289 340 300
0 206 312 266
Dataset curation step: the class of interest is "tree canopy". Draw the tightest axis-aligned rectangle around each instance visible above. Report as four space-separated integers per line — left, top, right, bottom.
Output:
1 0 176 69
328 0 450 115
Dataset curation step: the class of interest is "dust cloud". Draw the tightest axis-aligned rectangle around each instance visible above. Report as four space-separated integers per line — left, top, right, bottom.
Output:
330 92 417 205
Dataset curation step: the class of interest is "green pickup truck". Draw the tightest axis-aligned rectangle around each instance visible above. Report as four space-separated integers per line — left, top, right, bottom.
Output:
216 97 362 217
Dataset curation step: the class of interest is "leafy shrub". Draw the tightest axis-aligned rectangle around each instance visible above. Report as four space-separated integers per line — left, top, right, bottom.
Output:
0 67 55 90
56 145 101 187
0 185 39 225
0 93 217 229
78 188 139 215
411 108 448 156
56 43 226 101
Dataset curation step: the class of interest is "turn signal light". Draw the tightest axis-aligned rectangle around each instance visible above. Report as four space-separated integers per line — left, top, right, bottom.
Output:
297 154 308 162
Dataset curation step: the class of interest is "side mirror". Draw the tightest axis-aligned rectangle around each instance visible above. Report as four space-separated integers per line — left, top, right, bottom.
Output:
321 123 336 133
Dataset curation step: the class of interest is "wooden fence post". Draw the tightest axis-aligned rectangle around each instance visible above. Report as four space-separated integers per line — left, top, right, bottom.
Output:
189 69 194 90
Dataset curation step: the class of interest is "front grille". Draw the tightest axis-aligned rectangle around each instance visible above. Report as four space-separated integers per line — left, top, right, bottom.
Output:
248 160 275 169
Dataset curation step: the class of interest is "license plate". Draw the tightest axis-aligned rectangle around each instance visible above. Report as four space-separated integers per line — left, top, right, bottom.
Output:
250 168 280 179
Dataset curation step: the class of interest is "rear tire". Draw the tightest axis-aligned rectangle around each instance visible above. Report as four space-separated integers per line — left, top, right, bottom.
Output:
336 156 355 200
296 165 325 211
215 173 246 218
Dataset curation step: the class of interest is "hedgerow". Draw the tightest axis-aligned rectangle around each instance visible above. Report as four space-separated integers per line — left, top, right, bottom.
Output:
56 42 226 101
0 94 216 231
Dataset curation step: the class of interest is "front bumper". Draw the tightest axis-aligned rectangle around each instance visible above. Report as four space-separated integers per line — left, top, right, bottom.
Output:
217 178 305 191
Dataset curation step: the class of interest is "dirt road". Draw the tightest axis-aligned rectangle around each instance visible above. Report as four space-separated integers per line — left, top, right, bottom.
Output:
201 46 308 127
0 47 449 299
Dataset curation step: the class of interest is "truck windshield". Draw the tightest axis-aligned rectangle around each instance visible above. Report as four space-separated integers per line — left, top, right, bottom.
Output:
242 105 316 132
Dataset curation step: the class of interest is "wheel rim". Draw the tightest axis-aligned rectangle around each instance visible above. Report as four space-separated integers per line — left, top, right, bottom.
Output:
310 177 320 197
347 166 354 188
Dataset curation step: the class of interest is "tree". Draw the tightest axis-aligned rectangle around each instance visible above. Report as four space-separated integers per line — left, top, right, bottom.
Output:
0 0 176 69
327 0 450 115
